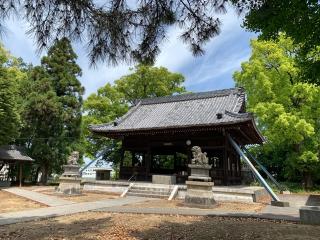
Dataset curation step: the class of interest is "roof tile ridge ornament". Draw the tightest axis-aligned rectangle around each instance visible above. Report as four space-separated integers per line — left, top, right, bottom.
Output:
224 110 252 119
231 87 246 112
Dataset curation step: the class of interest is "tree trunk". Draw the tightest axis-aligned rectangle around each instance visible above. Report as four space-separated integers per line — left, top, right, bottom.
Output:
40 165 49 185
303 171 313 190
34 166 41 184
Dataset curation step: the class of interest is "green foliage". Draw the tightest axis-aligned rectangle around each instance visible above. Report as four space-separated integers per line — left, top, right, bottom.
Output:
83 83 128 160
0 44 25 145
115 65 186 104
239 0 320 84
234 35 320 188
83 65 186 165
20 38 84 183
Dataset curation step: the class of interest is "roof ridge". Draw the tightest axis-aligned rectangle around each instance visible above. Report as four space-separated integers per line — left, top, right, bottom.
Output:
225 110 251 118
137 88 243 105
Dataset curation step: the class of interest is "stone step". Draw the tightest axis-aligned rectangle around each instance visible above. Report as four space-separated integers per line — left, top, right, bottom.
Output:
126 192 170 199
130 186 172 191
130 187 171 192
128 189 171 195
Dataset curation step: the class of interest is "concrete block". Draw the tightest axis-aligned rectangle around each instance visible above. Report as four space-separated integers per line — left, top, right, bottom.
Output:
0 181 11 187
152 175 176 185
271 200 290 207
300 206 320 225
280 190 291 194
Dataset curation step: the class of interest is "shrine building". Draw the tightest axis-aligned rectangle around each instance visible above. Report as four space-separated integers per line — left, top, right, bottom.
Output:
89 88 264 185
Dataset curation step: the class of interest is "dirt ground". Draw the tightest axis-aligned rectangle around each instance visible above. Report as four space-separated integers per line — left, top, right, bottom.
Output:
122 199 265 212
38 189 120 203
0 212 319 240
0 190 45 213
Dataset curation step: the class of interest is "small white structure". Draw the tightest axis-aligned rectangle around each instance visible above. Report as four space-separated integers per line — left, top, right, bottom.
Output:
81 159 113 180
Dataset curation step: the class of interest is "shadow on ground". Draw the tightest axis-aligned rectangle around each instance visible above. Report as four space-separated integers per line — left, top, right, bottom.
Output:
0 216 111 239
1 213 320 240
132 216 320 240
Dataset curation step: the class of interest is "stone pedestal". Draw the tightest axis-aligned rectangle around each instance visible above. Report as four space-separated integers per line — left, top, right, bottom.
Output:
185 181 216 208
184 164 216 208
188 164 212 182
57 164 81 195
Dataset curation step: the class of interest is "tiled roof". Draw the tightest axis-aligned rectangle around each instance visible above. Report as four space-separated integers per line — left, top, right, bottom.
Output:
0 145 34 162
89 88 255 134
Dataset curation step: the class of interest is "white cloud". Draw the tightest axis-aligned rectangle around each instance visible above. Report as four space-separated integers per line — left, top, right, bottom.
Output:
155 27 193 71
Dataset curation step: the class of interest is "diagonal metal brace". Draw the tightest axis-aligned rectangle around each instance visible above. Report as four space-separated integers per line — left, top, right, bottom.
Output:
227 135 280 202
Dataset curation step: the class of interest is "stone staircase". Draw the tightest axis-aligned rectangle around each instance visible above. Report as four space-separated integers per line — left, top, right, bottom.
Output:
126 183 173 199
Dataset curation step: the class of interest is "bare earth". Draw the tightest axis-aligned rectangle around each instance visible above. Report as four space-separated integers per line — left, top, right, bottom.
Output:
0 212 319 240
0 190 45 213
122 199 265 212
38 189 120 203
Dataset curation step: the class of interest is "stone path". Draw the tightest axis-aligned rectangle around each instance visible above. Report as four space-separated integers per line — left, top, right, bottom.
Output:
3 188 74 207
0 196 148 226
94 205 300 222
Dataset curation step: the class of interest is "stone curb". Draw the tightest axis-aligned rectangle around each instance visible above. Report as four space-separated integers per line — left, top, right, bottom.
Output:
92 207 300 223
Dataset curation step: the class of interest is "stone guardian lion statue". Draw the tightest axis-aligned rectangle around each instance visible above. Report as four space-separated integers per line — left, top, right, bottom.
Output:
191 146 208 165
67 151 79 165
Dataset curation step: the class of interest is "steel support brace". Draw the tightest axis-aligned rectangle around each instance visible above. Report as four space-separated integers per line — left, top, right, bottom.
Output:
242 147 286 192
227 135 280 202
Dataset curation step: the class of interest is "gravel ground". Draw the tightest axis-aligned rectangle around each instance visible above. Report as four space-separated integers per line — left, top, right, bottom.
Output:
38 189 120 203
122 199 265 212
0 212 319 240
0 190 45 213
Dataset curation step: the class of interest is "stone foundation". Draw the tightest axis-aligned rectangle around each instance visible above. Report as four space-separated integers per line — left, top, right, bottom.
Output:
184 181 216 208
57 164 82 195
300 206 320 225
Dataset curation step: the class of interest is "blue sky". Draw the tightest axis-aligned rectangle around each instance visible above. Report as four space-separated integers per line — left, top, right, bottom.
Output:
2 8 256 99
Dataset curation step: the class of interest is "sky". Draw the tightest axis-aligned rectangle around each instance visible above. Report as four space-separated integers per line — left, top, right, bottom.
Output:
2 7 256 99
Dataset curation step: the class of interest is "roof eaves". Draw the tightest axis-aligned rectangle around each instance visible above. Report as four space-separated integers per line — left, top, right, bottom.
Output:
92 118 252 134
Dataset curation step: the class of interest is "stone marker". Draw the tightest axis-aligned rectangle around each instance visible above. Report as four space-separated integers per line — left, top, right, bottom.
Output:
300 206 320 225
57 151 81 195
184 146 216 208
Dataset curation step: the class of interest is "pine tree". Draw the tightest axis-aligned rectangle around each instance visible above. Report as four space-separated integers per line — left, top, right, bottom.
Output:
41 37 84 152
21 66 64 183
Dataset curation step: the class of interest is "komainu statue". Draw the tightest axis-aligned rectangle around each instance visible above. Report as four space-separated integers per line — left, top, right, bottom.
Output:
191 146 208 165
67 151 79 165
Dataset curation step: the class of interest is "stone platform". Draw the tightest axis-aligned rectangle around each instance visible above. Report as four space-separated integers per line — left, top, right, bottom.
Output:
81 180 268 203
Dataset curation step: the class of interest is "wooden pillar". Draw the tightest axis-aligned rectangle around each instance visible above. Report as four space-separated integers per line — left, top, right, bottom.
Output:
223 133 228 185
119 148 124 179
19 162 23 187
145 147 151 181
